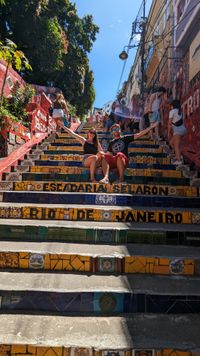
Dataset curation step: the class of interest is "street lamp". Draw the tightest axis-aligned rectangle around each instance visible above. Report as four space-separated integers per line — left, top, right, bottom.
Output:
119 45 138 60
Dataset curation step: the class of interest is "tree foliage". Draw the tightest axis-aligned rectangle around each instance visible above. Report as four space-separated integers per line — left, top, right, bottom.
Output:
0 0 99 116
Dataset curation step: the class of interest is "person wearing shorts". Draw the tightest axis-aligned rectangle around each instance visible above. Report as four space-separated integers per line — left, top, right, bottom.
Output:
149 87 166 140
104 122 158 183
58 124 110 183
168 99 186 165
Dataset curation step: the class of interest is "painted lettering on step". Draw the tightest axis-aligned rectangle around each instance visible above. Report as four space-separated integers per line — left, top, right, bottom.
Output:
76 209 94 221
115 211 185 223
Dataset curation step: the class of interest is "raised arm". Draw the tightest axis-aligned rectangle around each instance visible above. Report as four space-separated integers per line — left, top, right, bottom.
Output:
58 123 85 144
134 122 158 140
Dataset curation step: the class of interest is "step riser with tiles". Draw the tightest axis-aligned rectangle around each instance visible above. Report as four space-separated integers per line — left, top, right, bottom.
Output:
0 223 200 245
4 173 191 185
0 290 200 315
0 250 197 275
1 181 198 196
0 204 198 224
1 192 200 208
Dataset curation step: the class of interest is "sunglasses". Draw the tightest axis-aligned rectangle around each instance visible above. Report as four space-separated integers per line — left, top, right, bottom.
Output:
111 127 120 133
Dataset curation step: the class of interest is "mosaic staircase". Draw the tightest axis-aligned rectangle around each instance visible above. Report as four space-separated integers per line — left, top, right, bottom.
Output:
0 123 200 355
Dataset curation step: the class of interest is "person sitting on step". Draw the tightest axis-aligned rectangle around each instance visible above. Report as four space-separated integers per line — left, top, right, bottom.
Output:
104 122 158 183
58 124 110 183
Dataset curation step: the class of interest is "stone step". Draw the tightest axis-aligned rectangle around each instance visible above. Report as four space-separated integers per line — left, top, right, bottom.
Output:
12 166 184 179
1 191 200 208
0 220 199 245
0 273 200 314
0 314 200 351
0 202 198 224
4 172 190 185
1 181 198 197
0 241 199 275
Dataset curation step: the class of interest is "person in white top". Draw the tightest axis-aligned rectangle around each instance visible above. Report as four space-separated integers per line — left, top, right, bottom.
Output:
149 87 166 140
168 99 186 165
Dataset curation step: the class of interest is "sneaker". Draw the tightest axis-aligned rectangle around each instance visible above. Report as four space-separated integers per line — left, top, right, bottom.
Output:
99 177 109 184
172 160 183 165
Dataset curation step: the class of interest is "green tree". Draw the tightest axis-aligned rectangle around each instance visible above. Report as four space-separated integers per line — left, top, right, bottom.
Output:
0 0 99 115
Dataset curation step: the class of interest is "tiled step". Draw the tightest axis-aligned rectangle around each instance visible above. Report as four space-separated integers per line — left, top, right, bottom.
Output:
1 191 200 208
0 272 200 314
0 219 200 245
12 166 184 179
51 142 161 149
19 159 182 170
30 154 173 165
45 146 164 153
1 181 198 197
0 314 200 351
0 202 198 224
4 172 190 185
0 241 199 275
55 137 159 145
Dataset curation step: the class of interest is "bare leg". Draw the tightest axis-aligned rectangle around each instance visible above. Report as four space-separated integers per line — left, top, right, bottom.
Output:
116 156 126 182
101 158 109 179
84 155 98 182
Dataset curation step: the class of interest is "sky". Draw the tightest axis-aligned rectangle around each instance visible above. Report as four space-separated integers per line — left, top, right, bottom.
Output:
73 0 151 108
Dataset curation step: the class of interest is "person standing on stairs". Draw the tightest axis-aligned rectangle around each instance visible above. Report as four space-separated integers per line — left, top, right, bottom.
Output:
58 125 110 183
104 122 159 183
52 93 69 130
148 87 166 140
168 99 186 165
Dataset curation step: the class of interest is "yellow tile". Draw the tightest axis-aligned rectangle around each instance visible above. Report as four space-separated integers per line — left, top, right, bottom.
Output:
28 345 37 354
70 255 84 271
36 347 62 356
62 258 73 271
125 256 146 273
19 257 29 269
51 259 63 271
153 266 170 275
44 255 51 270
11 345 27 353
163 350 190 356
158 258 170 266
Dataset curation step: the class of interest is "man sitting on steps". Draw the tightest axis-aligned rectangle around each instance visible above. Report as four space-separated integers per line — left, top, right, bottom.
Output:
100 122 158 184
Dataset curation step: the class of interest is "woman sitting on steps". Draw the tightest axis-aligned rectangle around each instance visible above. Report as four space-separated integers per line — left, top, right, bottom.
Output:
58 124 110 183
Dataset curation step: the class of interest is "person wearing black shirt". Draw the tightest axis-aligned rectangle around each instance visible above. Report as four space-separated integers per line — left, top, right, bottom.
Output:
59 124 110 183
104 122 158 183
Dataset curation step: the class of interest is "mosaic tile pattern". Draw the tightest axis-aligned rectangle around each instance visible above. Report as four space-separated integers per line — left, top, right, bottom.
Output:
40 154 171 164
0 206 194 224
1 291 200 314
0 252 196 275
12 182 198 197
0 224 198 246
23 166 183 178
0 345 199 356
47 146 163 153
